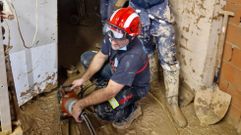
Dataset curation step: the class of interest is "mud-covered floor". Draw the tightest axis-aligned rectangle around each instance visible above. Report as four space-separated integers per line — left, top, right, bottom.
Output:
18 73 238 135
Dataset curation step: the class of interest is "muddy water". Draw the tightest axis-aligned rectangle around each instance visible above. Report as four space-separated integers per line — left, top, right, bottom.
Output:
18 76 238 135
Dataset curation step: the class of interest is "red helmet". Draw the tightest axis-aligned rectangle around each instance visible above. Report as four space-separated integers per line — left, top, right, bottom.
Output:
107 7 141 37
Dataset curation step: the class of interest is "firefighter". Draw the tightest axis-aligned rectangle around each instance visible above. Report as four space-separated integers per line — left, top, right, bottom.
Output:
71 7 150 129
99 0 187 127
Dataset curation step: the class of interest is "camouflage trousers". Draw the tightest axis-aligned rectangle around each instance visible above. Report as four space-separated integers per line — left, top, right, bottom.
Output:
130 1 179 71
100 0 115 23
141 20 179 71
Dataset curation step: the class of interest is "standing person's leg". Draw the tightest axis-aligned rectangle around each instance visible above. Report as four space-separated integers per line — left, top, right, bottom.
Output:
100 0 115 33
100 0 108 23
136 11 158 82
150 20 187 127
142 37 159 82
107 0 116 18
94 86 148 128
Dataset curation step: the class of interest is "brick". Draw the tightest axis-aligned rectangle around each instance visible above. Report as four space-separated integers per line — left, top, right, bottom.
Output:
220 62 241 91
226 0 241 6
226 104 241 125
231 47 241 68
219 76 229 92
226 24 241 49
232 65 241 90
238 119 241 133
225 2 241 25
226 83 241 109
222 42 241 71
231 98 241 112
220 62 235 83
223 42 233 62
227 82 241 96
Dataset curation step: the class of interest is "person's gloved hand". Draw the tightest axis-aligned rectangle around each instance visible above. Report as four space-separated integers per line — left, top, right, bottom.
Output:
71 78 85 90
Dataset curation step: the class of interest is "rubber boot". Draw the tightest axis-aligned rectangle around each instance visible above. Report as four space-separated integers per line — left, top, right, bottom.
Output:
148 53 159 82
163 69 187 127
112 105 142 129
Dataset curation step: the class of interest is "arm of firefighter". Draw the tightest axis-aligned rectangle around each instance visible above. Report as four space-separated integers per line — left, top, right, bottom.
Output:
71 51 108 89
71 80 124 122
81 51 108 81
76 79 124 108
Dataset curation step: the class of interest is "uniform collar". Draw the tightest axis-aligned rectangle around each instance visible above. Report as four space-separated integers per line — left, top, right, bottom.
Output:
118 46 127 51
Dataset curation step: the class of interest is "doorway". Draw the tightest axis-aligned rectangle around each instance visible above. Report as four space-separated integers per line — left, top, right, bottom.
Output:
58 0 102 83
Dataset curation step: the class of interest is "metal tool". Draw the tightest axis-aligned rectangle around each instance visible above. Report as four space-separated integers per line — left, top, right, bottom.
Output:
57 85 97 135
194 10 234 126
194 85 231 125
215 10 235 82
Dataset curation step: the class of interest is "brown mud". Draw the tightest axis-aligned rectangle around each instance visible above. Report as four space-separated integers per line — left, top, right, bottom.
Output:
18 75 238 135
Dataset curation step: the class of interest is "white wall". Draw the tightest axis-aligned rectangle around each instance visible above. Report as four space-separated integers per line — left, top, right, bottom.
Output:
3 0 57 105
169 0 225 91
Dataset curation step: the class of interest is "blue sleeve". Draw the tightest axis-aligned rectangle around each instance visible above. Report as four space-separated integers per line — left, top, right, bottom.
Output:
110 54 144 86
101 36 110 55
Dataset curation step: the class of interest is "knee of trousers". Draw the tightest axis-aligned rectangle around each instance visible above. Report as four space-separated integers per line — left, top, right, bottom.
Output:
94 103 127 122
80 51 96 68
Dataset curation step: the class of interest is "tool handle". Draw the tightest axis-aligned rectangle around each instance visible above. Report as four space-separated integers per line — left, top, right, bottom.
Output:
214 10 235 82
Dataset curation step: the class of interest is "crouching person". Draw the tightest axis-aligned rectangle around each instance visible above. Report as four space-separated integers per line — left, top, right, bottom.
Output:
71 7 150 129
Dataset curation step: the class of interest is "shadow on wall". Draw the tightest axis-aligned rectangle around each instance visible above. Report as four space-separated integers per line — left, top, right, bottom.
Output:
58 0 102 68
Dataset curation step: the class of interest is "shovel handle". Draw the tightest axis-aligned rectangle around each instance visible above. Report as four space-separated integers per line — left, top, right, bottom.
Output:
213 10 235 82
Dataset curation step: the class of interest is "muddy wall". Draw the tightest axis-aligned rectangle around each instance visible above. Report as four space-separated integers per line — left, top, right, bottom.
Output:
3 0 57 106
169 0 226 91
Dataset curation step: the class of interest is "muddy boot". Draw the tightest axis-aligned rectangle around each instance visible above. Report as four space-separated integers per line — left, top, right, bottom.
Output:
112 105 142 129
167 96 187 127
148 53 159 82
163 69 187 128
